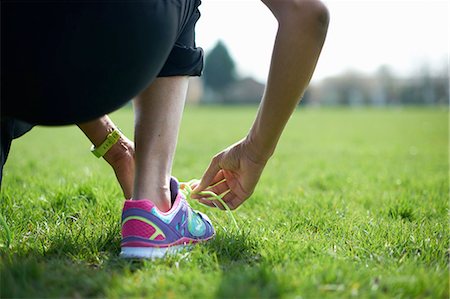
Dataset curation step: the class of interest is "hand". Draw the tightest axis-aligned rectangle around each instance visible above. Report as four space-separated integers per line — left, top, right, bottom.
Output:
193 138 268 210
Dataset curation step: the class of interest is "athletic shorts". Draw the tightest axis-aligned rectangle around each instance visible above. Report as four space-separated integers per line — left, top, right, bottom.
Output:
1 0 203 125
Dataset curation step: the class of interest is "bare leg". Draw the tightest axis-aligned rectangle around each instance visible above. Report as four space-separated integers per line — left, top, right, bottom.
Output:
133 76 189 212
78 116 135 198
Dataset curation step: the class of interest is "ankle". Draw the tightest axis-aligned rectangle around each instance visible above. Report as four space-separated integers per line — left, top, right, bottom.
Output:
154 199 171 212
134 185 172 212
148 188 172 212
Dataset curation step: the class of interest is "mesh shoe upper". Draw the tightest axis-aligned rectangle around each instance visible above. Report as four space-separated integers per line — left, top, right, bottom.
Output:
121 178 215 248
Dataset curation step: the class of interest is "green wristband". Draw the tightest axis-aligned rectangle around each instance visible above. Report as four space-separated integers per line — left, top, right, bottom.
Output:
91 129 121 158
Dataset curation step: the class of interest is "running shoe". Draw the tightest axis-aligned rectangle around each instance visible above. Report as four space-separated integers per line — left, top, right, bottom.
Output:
120 178 215 259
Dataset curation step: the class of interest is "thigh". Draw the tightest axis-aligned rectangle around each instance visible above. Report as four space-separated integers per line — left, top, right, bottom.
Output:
158 0 204 77
1 1 184 125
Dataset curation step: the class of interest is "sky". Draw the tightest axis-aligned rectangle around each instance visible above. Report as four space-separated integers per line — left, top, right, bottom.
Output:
195 0 449 83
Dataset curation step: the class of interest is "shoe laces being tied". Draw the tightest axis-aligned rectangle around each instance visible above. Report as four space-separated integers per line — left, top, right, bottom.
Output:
179 179 239 230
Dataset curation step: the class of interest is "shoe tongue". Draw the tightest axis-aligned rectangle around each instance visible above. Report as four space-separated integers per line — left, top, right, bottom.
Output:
170 177 179 205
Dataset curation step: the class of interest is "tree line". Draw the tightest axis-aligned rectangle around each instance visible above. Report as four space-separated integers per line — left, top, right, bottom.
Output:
202 41 448 106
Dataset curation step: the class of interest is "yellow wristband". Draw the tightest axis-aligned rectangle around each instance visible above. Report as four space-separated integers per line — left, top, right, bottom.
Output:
91 129 121 158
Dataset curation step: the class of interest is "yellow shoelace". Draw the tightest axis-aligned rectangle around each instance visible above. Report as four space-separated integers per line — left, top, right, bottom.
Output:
179 179 239 230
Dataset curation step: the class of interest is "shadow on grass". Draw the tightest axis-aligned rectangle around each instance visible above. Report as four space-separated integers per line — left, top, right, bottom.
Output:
0 234 143 298
1 228 281 298
214 264 282 299
203 230 282 299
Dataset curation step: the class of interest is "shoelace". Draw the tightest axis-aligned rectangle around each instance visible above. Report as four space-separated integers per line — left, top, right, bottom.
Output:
180 179 239 230
0 182 238 249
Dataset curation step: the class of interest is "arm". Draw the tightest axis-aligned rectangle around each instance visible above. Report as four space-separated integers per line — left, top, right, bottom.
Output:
248 0 330 161
194 0 330 209
78 116 135 199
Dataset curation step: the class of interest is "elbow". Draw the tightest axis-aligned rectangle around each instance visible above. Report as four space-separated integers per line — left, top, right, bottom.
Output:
287 0 330 34
304 0 330 31
265 0 330 36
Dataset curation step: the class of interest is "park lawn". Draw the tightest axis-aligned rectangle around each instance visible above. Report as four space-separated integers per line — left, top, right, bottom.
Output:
0 106 448 298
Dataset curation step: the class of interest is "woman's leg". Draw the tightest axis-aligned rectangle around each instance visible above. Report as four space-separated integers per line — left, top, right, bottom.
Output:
133 76 189 212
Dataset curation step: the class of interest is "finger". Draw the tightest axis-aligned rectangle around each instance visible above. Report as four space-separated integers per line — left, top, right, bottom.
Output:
220 191 246 210
191 170 225 192
204 178 229 196
191 181 228 201
193 154 222 193
199 190 236 211
197 197 228 210
190 171 225 200
221 169 252 202
197 191 229 210
208 170 226 187
197 198 217 208
227 197 242 210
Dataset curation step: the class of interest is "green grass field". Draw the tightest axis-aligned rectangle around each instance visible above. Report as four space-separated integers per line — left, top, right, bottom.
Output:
1 107 448 298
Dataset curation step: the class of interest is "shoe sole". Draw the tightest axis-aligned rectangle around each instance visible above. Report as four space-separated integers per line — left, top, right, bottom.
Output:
120 245 191 259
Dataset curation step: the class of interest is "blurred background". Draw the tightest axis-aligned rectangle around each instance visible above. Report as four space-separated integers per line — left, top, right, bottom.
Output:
185 0 449 106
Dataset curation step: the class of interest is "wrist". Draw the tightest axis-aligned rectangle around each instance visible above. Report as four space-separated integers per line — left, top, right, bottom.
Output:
243 133 274 164
90 128 121 158
103 135 134 166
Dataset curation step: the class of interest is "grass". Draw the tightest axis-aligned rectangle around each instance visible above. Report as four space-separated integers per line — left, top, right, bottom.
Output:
0 106 448 298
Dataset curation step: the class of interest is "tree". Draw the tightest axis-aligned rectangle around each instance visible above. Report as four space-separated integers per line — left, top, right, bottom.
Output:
203 41 236 91
374 65 398 105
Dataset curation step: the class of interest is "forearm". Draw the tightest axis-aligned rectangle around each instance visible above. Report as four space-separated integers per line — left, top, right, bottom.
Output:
247 0 329 161
78 116 132 163
78 115 117 146
78 115 135 199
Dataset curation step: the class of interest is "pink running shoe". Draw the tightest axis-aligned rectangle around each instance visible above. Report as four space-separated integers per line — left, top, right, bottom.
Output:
120 178 215 259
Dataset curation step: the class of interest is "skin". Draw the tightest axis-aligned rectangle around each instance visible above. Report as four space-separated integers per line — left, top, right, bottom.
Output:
79 77 188 212
193 0 330 209
78 117 134 199
80 0 330 212
132 76 189 212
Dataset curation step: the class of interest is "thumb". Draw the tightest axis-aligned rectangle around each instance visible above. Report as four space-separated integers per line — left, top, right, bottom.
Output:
193 154 222 193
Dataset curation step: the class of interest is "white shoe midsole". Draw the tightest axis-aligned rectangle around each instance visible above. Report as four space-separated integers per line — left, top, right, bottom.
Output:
120 245 190 259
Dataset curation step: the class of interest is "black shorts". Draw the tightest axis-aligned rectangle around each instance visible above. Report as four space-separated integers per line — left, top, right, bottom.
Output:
1 0 203 125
